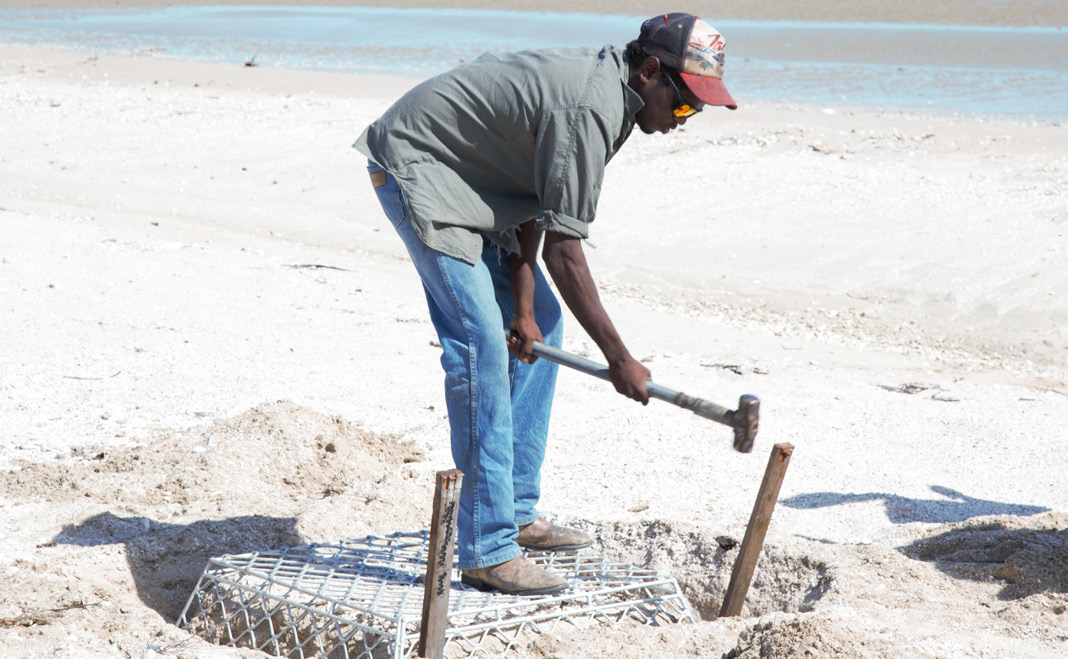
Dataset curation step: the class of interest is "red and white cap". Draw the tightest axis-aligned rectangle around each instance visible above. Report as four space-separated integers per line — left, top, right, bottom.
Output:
638 12 737 110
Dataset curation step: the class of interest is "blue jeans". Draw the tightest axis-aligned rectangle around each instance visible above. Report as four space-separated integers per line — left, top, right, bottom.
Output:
367 161 562 569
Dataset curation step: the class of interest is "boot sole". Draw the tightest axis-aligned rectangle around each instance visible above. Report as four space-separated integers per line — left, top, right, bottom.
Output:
517 542 592 552
460 574 568 597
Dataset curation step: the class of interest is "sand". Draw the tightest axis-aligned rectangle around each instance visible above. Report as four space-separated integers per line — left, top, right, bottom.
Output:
2 0 1067 28
1 37 1066 659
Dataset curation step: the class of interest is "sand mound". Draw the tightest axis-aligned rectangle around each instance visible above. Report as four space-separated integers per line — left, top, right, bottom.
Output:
0 401 431 644
2 399 426 513
902 514 1068 600
725 616 878 658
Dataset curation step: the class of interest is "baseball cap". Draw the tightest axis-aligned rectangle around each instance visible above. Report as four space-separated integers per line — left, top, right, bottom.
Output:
638 12 737 110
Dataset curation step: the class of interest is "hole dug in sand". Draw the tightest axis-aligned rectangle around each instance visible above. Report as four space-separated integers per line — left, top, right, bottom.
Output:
586 519 835 620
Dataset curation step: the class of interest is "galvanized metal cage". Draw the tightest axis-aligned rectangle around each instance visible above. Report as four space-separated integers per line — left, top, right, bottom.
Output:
179 531 694 658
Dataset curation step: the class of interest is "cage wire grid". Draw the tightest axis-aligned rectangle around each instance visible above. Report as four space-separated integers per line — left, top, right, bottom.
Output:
178 531 694 658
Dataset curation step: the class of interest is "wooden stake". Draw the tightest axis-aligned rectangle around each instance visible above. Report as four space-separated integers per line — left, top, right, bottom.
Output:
418 469 463 659
719 443 794 618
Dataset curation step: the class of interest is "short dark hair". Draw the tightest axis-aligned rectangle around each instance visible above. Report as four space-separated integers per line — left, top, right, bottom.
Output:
624 39 648 66
625 39 681 88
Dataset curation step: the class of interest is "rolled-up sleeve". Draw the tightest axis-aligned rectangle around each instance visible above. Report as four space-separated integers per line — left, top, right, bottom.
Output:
533 106 615 238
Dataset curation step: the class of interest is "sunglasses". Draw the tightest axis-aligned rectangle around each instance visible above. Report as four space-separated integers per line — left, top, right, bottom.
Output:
663 72 702 119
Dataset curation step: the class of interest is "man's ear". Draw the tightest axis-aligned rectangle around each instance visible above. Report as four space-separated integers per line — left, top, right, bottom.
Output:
640 56 662 83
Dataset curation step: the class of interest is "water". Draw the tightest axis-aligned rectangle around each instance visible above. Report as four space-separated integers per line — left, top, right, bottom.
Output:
1 6 1065 120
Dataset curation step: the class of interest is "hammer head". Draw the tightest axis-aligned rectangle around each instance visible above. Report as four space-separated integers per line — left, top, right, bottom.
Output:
732 394 760 453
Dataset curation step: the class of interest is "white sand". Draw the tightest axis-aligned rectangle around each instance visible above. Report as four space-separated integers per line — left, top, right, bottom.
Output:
1 45 1066 657
3 0 1066 28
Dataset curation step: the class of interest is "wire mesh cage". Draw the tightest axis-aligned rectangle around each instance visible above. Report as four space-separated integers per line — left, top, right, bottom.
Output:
178 531 694 658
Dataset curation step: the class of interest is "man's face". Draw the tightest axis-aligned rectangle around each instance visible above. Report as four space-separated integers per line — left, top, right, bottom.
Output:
634 64 706 135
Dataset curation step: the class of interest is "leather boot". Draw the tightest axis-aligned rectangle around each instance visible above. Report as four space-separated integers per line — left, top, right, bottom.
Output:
516 518 592 552
461 556 567 596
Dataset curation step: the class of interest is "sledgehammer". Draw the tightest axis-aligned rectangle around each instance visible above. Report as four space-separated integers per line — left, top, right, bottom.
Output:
518 335 759 453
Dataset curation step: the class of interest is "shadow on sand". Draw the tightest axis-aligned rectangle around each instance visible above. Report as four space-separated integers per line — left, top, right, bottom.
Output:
780 485 1050 525
51 511 303 622
899 520 1068 600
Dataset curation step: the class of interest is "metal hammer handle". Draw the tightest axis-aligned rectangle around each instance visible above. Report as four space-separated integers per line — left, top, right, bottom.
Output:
523 337 759 453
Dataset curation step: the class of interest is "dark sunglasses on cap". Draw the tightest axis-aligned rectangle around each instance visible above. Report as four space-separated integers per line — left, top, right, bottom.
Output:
663 70 702 119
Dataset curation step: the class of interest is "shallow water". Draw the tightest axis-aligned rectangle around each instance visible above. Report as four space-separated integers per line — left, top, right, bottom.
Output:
2 6 1065 120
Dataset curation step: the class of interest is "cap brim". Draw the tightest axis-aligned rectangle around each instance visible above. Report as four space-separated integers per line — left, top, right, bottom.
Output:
680 72 737 110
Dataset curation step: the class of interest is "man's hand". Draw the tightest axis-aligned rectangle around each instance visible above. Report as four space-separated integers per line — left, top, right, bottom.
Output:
508 315 543 364
609 355 651 405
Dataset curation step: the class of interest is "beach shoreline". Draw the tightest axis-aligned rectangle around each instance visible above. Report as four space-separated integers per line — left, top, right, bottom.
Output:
4 5 1066 123
1 0 1067 28
1 41 1066 658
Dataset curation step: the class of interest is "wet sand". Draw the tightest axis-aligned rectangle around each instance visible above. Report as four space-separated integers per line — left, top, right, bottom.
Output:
1 0 1067 27
4 3 1066 120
